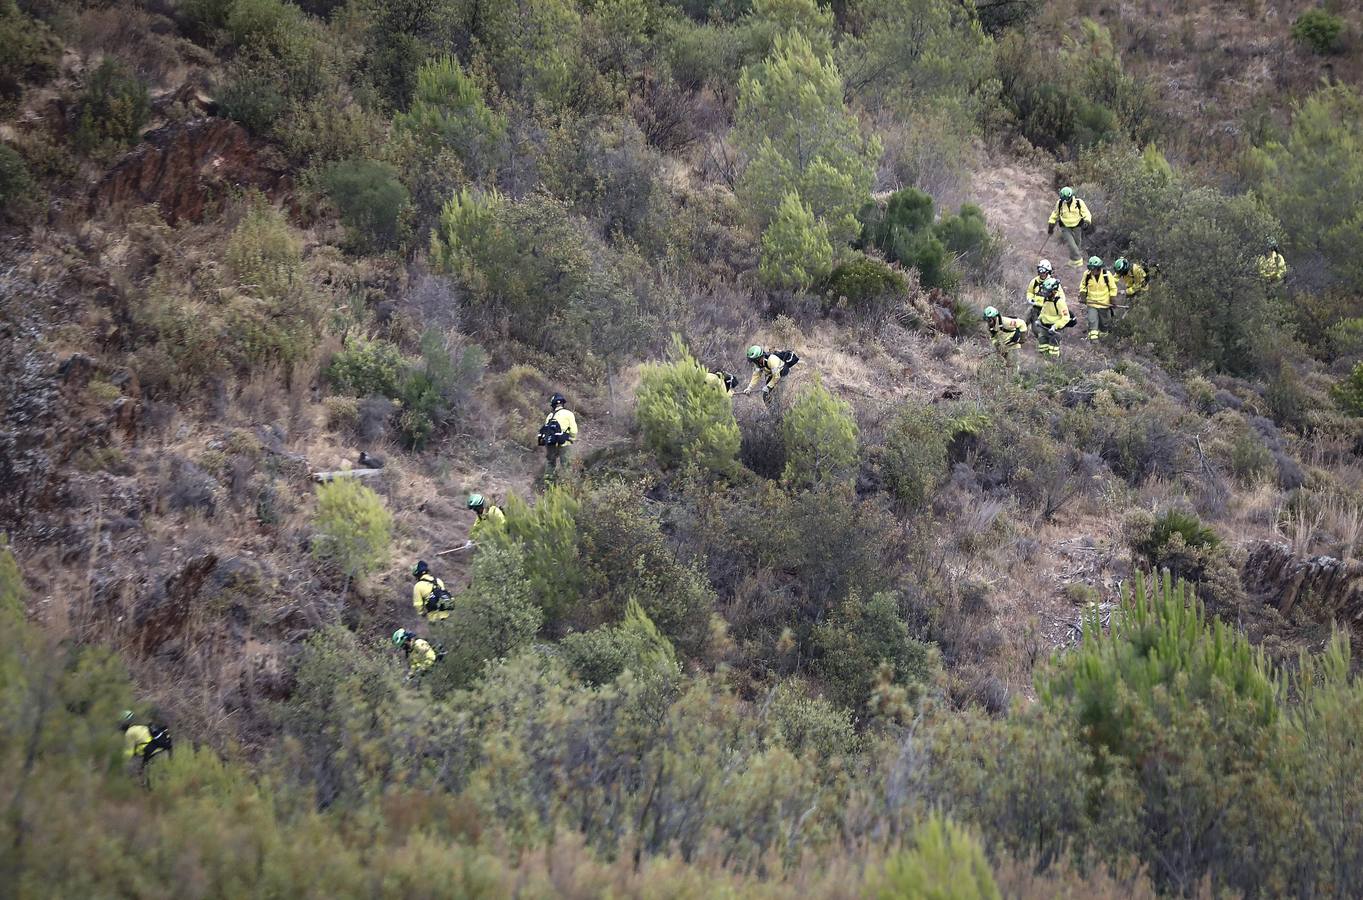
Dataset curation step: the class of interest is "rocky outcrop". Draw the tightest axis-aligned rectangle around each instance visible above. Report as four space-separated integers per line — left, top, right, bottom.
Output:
1242 542 1363 624
90 118 288 224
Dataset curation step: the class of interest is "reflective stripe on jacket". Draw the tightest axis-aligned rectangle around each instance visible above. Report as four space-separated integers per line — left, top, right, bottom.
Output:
1038 288 1072 328
991 316 1028 346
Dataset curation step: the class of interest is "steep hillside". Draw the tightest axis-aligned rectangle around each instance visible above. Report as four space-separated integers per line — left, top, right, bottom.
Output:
4 0 1363 895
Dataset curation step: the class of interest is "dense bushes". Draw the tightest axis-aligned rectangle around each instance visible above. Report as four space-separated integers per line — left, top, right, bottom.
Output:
859 188 1000 291
0 0 59 113
320 159 411 252
0 143 36 219
635 340 741 473
812 591 936 717
781 379 859 490
877 400 949 511
310 478 393 580
71 60 149 158
1292 9 1344 55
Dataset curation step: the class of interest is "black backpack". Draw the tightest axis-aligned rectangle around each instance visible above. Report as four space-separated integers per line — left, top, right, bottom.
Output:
420 576 454 614
537 416 567 447
144 724 172 759
773 350 799 374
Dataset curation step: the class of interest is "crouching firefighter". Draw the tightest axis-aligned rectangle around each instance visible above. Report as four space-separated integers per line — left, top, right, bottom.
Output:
119 710 171 771
393 628 439 681
742 345 799 405
412 559 454 622
538 393 578 476
707 370 738 396
983 306 1027 371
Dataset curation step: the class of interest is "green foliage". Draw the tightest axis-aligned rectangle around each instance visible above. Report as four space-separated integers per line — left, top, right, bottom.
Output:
838 0 992 121
1292 9 1344 55
736 32 880 250
767 682 856 761
71 60 150 158
320 159 411 252
431 189 666 362
391 55 506 216
311 479 394 579
1331 362 1363 417
878 400 949 511
636 338 741 473
859 188 997 291
560 599 679 685
474 0 588 110
781 379 859 490
1256 86 1363 299
579 481 716 656
0 0 59 114
480 486 585 628
225 199 303 299
759 190 833 290
819 254 906 316
326 335 408 399
431 543 542 691
0 142 37 220
813 591 935 716
877 816 1000 900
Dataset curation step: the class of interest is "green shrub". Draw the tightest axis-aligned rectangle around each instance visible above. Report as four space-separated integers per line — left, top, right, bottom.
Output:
71 60 150 158
876 815 1000 900
474 0 588 110
1126 509 1239 603
0 0 59 114
320 159 411 252
820 254 906 317
933 203 1002 283
1331 361 1363 416
759 190 833 290
736 32 880 248
1292 9 1344 55
859 189 997 291
559 599 679 685
225 199 303 300
767 683 856 762
311 479 393 580
430 543 541 691
326 335 408 399
479 487 585 629
395 329 486 450
878 400 948 511
812 591 935 716
781 379 859 490
636 338 741 473
0 143 36 220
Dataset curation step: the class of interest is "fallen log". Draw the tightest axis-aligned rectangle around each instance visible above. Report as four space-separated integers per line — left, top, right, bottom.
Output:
311 468 385 483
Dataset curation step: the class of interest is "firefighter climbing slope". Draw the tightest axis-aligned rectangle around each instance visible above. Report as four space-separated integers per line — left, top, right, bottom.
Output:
1046 187 1092 267
741 345 799 406
412 559 454 622
1079 256 1118 341
984 306 1027 372
1025 259 1053 326
707 370 738 396
393 628 438 680
1034 277 1072 359
467 493 505 534
538 393 578 476
119 710 171 771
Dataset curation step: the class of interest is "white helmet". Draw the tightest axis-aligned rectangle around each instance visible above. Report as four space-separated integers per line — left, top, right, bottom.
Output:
1037 259 1053 275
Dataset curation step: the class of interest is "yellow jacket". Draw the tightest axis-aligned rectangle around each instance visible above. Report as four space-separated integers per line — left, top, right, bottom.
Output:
1079 270 1118 308
990 316 1028 347
746 353 786 392
413 574 450 622
472 505 505 535
408 638 437 673
1038 287 1072 328
1119 263 1148 297
1257 251 1286 283
1026 275 1047 307
1048 197 1092 229
706 372 735 396
546 408 578 444
124 724 152 760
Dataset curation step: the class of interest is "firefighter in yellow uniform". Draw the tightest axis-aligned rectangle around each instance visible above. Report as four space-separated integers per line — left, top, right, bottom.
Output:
1112 257 1149 303
1257 240 1287 283
1079 256 1118 341
119 711 171 770
1034 277 1072 359
1024 259 1053 326
741 345 799 405
467 494 505 534
411 559 451 622
706 370 737 396
983 306 1027 371
393 629 437 680
539 393 578 475
1046 187 1092 266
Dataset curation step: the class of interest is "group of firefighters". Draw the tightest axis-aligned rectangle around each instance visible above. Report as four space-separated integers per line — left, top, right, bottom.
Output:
984 186 1288 366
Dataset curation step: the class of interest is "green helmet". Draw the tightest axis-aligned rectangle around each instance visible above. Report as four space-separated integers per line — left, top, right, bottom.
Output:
1268 238 1279 251
746 345 763 360
392 629 409 646
1087 256 1103 268
119 710 134 729
983 306 999 319
467 493 484 510
1041 277 1060 295
1059 187 1074 200
1113 257 1129 273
